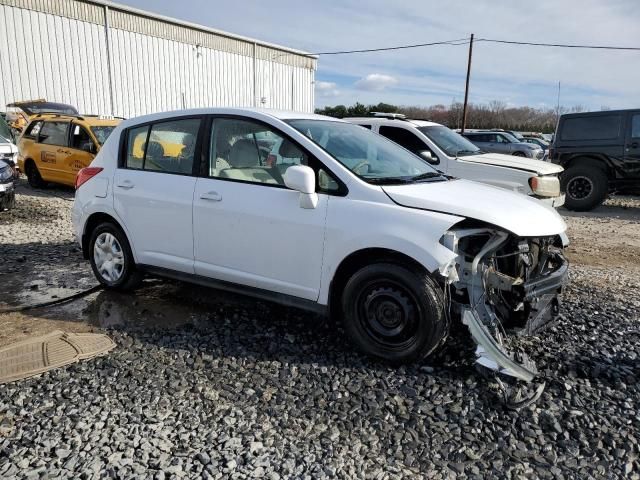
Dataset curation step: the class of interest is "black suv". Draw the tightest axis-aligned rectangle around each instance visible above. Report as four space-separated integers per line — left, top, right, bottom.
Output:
551 109 640 211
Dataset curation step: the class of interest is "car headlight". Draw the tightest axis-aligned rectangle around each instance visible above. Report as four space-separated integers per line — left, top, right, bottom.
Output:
529 175 560 197
0 165 13 181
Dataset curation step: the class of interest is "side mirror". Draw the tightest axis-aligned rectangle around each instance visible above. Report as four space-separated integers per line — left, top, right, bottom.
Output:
419 150 439 164
284 165 318 209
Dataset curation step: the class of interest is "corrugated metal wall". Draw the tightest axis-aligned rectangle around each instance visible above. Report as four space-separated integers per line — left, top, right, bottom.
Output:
0 0 317 117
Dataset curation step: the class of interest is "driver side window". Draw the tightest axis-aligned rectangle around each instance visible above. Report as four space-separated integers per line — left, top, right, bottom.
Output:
208 118 308 186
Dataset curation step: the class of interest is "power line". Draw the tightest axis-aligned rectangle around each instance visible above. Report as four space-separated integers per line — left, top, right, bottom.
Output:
476 38 640 51
311 38 470 55
308 37 640 56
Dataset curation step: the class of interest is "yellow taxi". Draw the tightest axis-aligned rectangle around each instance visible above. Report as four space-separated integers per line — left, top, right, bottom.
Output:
18 114 121 188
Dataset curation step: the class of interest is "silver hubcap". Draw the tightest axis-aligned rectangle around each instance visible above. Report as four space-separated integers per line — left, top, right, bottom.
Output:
94 232 125 282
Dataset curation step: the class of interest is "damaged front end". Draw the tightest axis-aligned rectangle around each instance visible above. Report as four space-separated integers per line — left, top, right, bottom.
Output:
439 225 569 383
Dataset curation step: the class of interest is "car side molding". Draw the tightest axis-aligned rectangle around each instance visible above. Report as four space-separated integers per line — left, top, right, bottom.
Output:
138 265 328 315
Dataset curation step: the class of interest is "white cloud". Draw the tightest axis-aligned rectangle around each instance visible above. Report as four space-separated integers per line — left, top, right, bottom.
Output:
315 81 340 97
120 0 640 110
355 74 398 91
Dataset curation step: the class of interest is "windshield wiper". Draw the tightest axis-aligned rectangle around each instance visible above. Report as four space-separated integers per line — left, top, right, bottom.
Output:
410 172 442 181
455 149 480 156
366 177 414 185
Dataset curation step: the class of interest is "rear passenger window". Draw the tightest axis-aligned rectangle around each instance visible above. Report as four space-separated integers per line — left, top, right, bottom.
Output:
39 122 68 146
125 126 149 169
561 115 622 141
124 118 201 174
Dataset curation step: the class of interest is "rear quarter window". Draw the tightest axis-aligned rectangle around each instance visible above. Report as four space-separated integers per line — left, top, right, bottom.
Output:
560 115 622 141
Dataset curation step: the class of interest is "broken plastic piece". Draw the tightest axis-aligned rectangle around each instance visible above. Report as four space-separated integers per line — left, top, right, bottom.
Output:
463 309 537 382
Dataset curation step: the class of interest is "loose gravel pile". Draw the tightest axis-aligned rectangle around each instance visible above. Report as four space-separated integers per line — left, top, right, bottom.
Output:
0 184 639 479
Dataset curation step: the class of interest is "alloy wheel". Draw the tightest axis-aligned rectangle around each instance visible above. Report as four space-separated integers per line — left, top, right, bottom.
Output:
567 175 594 200
93 232 125 282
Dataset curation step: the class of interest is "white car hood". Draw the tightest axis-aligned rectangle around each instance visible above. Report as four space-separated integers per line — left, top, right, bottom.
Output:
461 152 562 175
383 179 567 237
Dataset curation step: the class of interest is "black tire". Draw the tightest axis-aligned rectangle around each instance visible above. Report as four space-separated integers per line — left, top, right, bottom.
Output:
512 151 526 157
25 162 45 188
88 222 142 291
562 164 608 211
341 263 448 364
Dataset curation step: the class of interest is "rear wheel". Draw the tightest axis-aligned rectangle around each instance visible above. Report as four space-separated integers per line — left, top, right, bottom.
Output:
89 222 142 291
341 263 447 364
562 165 608 211
25 162 45 188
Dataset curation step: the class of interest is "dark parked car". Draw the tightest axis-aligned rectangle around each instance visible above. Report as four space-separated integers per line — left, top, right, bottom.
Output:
550 109 640 211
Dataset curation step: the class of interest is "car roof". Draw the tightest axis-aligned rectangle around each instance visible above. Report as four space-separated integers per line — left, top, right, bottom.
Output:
30 113 122 126
345 117 442 128
118 108 343 129
560 108 640 119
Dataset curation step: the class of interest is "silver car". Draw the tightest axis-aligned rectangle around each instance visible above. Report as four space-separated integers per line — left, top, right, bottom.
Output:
462 131 544 159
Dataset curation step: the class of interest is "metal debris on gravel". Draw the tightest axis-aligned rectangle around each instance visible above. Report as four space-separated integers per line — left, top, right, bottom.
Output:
0 184 639 479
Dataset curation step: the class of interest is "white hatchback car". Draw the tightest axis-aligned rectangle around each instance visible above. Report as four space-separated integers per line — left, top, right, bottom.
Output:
345 115 565 208
73 108 569 380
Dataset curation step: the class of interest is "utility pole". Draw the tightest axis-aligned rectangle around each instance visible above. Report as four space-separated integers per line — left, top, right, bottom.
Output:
556 81 561 122
461 33 474 134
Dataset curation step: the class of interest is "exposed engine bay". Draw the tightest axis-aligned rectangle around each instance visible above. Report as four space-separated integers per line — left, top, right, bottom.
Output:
440 226 569 386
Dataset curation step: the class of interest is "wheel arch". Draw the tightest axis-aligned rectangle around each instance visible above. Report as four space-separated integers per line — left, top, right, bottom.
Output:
81 212 128 260
564 155 612 178
327 247 434 322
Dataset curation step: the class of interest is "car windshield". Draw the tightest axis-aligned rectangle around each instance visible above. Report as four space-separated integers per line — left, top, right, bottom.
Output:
91 126 116 145
503 132 520 143
417 126 480 157
510 131 524 140
287 119 445 184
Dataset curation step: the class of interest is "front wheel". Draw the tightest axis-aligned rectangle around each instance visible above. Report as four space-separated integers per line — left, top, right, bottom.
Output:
89 222 142 291
341 263 448 364
512 151 527 157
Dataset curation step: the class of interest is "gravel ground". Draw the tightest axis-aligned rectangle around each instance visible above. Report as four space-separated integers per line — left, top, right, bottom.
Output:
0 181 639 479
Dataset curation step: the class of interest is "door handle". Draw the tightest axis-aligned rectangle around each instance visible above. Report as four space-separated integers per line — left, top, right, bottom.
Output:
200 191 222 201
57 148 70 154
116 180 135 190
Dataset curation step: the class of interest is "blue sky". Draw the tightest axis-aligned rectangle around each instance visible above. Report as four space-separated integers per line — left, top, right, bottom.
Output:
117 0 640 110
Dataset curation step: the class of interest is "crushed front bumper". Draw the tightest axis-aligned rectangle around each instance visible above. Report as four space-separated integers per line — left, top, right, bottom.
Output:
441 228 569 382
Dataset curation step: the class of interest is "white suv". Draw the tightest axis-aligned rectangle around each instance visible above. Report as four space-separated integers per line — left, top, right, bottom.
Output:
345 115 565 208
73 108 569 381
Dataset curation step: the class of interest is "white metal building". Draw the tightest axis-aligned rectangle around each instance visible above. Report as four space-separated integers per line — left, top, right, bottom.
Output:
0 0 317 117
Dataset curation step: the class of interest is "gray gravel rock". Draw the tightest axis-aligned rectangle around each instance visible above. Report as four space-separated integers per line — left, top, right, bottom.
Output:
1 185 639 479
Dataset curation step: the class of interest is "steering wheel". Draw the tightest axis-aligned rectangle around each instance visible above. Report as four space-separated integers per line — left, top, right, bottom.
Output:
351 160 370 175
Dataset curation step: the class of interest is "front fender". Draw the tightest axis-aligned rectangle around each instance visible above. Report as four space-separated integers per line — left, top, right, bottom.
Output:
318 197 462 304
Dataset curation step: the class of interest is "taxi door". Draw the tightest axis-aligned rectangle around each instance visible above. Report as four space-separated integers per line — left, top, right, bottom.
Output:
65 123 97 186
35 120 71 184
